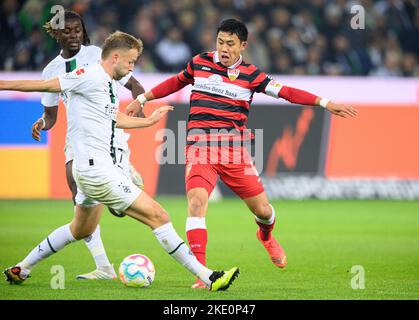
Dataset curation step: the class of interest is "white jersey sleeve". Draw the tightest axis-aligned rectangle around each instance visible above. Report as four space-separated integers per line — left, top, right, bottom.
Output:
41 66 60 107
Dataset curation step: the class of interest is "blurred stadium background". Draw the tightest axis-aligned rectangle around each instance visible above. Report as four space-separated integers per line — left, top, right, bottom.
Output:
0 0 418 200
0 0 419 301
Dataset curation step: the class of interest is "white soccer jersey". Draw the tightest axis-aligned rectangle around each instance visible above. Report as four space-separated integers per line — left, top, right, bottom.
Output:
41 45 131 155
58 63 123 171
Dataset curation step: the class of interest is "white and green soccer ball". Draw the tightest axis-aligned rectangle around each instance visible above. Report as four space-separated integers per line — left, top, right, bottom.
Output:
118 254 155 287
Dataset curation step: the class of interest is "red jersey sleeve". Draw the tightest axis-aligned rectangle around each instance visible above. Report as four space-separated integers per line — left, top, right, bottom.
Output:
259 75 319 106
178 59 195 85
150 58 196 99
248 67 272 93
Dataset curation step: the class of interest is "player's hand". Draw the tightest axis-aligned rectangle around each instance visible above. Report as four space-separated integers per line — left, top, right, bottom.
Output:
129 107 146 118
149 105 174 124
126 102 143 117
31 118 45 141
326 101 358 118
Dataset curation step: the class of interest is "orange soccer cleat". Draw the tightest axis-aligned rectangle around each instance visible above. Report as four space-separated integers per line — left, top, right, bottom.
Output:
256 229 287 268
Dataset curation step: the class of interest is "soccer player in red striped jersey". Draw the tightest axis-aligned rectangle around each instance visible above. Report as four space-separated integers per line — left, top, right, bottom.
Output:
128 19 358 289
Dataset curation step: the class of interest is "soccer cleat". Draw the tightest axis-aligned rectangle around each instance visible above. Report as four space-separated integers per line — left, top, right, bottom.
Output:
108 207 126 218
76 268 117 280
191 278 207 289
256 229 287 268
209 267 240 291
3 266 27 285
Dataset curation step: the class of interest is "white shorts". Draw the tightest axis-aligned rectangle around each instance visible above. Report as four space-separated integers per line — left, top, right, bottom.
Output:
114 147 131 178
73 164 142 212
66 144 142 188
114 148 144 189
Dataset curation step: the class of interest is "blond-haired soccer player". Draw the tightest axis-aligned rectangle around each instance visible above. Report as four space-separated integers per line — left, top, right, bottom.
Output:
1 31 239 291
31 10 144 281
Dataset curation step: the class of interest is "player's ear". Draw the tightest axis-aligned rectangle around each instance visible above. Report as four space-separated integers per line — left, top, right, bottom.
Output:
112 52 119 63
241 41 248 51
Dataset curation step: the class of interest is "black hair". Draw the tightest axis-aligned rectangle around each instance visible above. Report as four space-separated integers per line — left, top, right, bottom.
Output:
44 10 90 45
217 18 248 42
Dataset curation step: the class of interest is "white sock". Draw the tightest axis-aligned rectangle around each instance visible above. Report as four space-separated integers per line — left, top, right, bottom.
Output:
83 224 112 270
18 224 76 277
153 222 213 286
185 217 206 231
255 204 276 225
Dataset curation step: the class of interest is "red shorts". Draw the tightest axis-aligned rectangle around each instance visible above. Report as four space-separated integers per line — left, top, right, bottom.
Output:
185 145 265 199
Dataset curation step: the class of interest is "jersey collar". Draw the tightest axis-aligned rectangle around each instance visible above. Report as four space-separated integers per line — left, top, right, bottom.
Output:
213 51 243 69
59 45 86 61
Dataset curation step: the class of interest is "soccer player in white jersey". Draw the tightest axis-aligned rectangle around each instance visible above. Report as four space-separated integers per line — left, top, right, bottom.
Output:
1 31 239 291
30 11 144 281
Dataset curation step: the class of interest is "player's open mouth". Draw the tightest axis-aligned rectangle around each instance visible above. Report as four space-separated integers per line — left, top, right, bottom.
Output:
221 54 229 60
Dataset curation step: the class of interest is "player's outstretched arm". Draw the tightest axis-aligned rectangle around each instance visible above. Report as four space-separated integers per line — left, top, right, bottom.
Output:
0 78 62 141
31 106 58 141
271 84 358 118
116 105 174 129
318 98 358 118
126 74 189 116
0 78 61 93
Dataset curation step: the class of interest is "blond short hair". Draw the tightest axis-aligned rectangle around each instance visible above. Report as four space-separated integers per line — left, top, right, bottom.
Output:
101 31 143 59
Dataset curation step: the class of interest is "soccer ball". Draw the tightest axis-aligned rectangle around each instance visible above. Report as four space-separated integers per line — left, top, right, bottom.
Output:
118 254 156 287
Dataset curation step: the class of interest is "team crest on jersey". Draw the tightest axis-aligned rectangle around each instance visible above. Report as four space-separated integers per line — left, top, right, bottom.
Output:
76 68 85 76
227 68 240 81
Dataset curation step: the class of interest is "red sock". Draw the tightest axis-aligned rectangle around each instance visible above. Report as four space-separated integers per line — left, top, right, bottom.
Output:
186 228 207 266
256 219 276 241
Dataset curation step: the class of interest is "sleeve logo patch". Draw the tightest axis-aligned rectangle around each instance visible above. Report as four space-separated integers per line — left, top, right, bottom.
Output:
268 79 281 87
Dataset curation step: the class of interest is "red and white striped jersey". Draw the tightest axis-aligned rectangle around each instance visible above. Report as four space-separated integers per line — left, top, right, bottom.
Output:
178 51 273 143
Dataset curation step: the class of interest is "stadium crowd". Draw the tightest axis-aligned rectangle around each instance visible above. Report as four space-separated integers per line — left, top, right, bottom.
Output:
0 0 418 76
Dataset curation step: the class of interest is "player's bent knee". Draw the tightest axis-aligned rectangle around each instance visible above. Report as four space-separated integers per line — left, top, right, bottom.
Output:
188 197 207 217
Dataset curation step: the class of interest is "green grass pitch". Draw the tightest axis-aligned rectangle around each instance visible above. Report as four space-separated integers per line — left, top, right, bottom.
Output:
0 198 418 300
